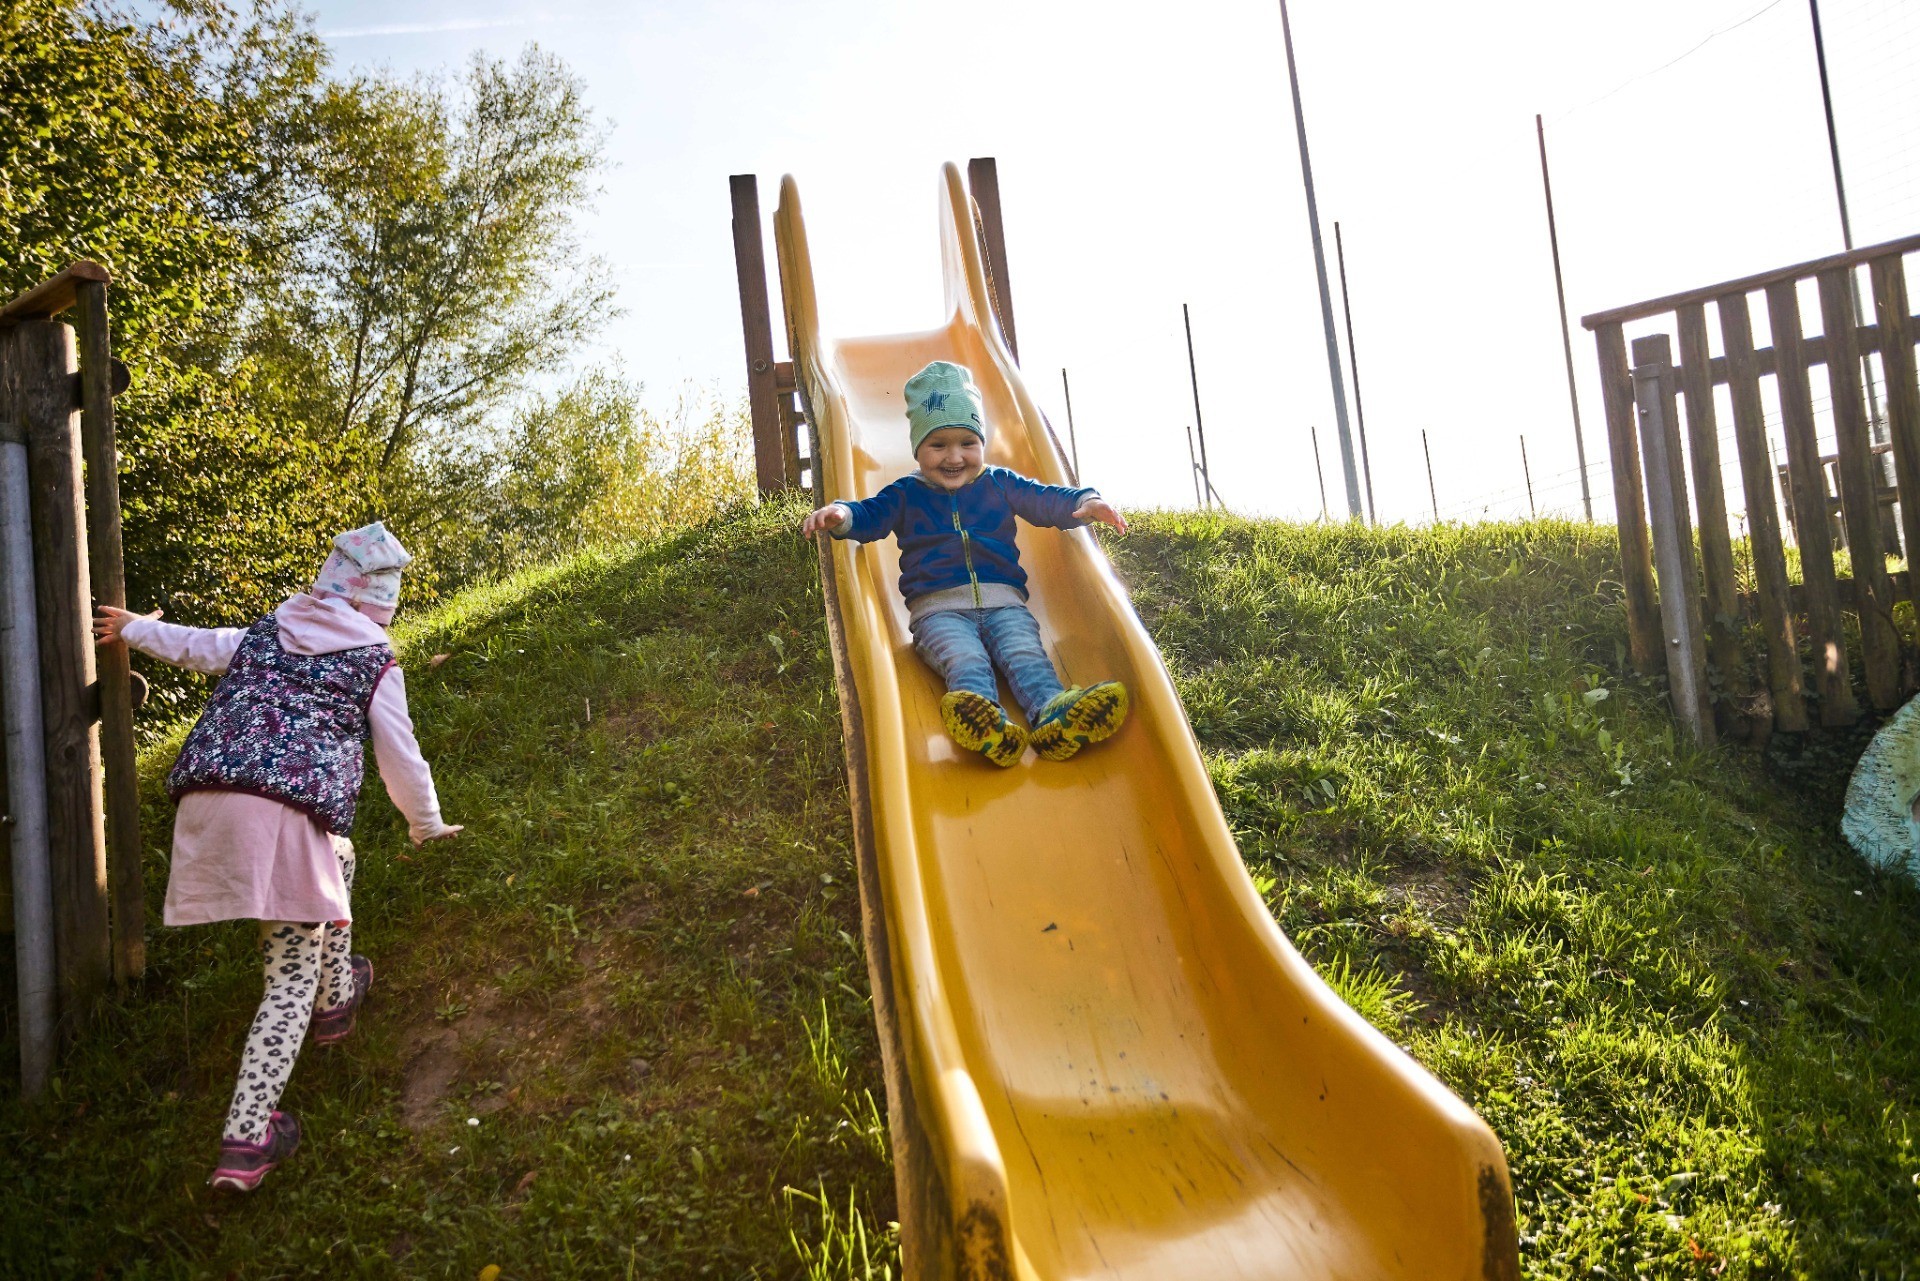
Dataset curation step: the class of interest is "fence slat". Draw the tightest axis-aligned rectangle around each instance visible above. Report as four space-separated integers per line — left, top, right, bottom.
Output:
1767 280 1857 725
1869 255 1920 615
1675 303 1748 715
8 320 110 1020
1718 293 1807 731
1816 266 1902 708
1595 322 1660 672
1632 335 1714 744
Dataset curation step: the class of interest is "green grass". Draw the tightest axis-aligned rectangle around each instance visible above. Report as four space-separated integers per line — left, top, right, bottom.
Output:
1112 513 1920 1279
4 503 1919 1278
0 498 891 1278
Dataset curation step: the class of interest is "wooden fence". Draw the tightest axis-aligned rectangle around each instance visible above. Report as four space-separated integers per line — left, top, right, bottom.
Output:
1 262 141 1096
1582 232 1920 743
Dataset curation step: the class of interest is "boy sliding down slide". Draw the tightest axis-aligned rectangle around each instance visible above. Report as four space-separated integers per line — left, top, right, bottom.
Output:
801 360 1129 766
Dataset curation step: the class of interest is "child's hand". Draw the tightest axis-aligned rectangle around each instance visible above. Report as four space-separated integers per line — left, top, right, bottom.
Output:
801 503 850 538
92 604 159 645
412 823 464 849
1073 496 1127 534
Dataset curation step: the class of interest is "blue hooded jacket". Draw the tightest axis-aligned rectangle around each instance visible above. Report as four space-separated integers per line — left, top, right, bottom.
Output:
832 467 1097 605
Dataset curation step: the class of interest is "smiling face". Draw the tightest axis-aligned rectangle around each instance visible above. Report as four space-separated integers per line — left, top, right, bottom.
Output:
915 426 985 490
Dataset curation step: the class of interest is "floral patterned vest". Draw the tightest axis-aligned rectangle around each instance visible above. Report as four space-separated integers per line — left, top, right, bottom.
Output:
167 616 395 834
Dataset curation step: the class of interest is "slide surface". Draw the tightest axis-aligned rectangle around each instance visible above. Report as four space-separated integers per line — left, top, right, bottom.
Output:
776 165 1518 1280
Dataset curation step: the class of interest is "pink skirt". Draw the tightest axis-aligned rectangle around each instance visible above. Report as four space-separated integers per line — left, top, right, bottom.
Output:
163 790 350 926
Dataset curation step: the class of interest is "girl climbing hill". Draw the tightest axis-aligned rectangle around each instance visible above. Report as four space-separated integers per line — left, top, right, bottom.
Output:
93 522 461 1193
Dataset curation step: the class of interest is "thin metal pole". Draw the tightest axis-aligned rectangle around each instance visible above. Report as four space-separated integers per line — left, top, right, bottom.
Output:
1422 428 1439 523
1310 425 1329 521
1278 0 1360 518
1521 435 1536 518
1060 368 1080 480
1 428 56 1098
1536 113 1593 521
1807 0 1886 441
1333 222 1377 524
1185 424 1204 508
1808 0 1854 251
1182 304 1214 510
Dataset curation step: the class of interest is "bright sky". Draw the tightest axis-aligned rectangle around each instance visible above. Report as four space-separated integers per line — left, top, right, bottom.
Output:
310 0 1920 524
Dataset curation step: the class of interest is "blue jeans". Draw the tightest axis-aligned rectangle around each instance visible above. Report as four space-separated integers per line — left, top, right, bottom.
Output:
910 606 1064 722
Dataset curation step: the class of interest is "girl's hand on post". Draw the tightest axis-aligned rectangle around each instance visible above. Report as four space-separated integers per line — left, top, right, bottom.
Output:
1073 497 1127 534
800 503 850 538
92 604 158 645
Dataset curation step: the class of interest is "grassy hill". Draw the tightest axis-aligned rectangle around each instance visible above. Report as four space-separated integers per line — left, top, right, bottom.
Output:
2 500 1917 1278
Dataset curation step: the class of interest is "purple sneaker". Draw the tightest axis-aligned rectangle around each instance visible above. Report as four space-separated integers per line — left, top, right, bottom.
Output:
311 955 372 1046
210 1110 300 1192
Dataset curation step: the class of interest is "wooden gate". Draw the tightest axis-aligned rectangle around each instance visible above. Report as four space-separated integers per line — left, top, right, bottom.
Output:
1582 233 1920 742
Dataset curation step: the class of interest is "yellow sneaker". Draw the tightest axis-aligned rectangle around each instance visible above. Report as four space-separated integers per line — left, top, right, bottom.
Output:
940 690 1028 767
1029 682 1129 761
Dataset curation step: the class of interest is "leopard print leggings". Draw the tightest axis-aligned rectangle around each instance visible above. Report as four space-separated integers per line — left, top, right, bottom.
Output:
222 837 359 1145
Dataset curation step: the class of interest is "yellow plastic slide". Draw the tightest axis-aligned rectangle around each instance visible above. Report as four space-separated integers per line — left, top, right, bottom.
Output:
775 164 1519 1280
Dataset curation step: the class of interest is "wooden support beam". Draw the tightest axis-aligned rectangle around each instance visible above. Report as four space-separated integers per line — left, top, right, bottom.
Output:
73 281 142 980
5 320 110 1023
0 262 110 327
967 158 1018 362
1582 230 1920 328
1816 266 1902 709
1595 322 1660 673
1767 280 1856 725
730 175 787 495
1718 292 1806 731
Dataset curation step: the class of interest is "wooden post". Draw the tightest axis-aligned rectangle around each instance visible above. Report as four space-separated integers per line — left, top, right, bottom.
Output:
730 175 787 495
73 281 142 980
1595 322 1661 673
1767 279 1857 725
1674 303 1748 715
7 320 110 1020
966 158 1017 361
1718 292 1806 731
1816 266 1901 709
1869 254 1920 615
1632 335 1714 745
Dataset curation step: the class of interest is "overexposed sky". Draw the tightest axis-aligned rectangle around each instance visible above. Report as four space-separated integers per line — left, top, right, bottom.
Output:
309 0 1920 524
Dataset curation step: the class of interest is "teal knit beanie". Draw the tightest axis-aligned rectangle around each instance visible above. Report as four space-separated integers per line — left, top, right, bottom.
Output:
904 361 986 454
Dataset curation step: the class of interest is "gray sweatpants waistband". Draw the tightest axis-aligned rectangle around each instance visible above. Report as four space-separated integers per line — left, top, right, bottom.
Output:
906 582 1029 624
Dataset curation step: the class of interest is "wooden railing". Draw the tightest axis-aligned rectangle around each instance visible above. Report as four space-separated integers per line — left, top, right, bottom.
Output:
1582 232 1920 741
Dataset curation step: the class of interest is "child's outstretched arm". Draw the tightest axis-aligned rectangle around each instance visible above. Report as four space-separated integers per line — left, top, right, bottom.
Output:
94 605 245 673
800 482 908 542
999 474 1127 534
368 666 462 848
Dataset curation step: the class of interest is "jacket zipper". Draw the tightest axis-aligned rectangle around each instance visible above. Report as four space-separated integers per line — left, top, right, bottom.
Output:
951 493 982 608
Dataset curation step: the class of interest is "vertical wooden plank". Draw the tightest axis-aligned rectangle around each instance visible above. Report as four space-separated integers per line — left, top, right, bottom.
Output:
1595 322 1661 672
967 157 1018 362
730 175 786 495
1869 254 1920 615
73 282 143 981
1767 280 1858 724
13 320 110 1020
1632 335 1715 744
1719 292 1807 730
1674 303 1748 713
1817 266 1901 709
